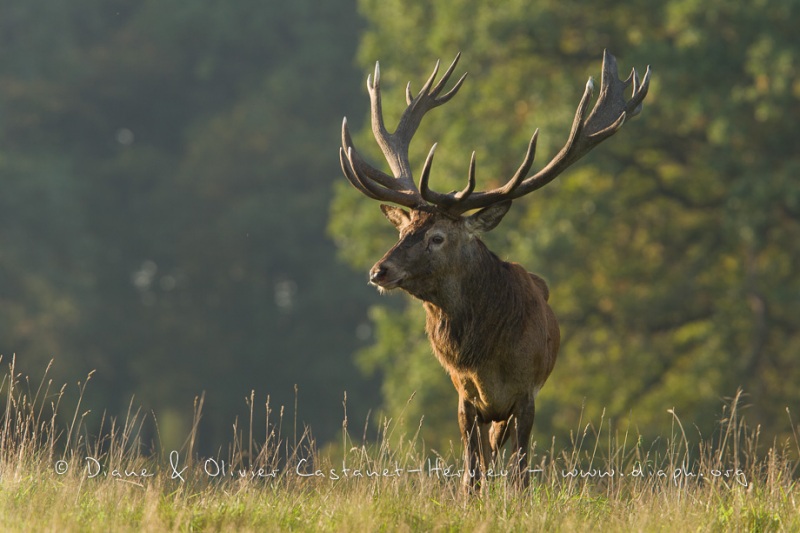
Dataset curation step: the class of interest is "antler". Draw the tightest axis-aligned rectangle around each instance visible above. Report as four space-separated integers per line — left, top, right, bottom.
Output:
340 51 650 216
340 54 467 209
433 50 650 214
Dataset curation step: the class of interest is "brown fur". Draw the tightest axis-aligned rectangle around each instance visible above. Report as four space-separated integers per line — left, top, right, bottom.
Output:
369 205 560 492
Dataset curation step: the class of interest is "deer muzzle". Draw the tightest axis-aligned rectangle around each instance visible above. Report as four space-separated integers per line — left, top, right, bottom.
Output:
369 262 403 289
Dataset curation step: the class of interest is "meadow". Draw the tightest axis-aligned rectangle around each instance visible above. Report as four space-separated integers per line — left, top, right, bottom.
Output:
1 357 797 532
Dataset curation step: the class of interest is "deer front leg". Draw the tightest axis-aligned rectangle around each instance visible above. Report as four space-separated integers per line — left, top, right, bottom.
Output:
457 395 490 494
490 419 510 459
489 419 509 479
508 395 536 489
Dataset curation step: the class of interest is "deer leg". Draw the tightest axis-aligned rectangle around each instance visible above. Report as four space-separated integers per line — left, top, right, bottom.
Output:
457 396 490 494
489 420 510 464
509 396 536 489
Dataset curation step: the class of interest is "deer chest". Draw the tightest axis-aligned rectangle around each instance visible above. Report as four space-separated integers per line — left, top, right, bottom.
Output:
450 370 520 422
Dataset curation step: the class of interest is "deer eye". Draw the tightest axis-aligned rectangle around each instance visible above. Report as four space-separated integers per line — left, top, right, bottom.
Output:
430 234 445 245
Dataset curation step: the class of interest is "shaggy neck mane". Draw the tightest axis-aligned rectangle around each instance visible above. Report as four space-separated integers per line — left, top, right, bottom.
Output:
422 239 529 369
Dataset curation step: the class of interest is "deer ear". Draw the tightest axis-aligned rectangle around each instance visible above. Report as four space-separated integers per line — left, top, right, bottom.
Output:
380 204 412 230
465 200 512 234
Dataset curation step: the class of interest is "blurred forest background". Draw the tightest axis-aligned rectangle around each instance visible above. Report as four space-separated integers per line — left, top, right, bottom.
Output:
2 0 798 453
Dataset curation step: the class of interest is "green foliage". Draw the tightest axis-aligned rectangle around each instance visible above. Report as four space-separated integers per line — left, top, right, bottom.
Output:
0 0 376 448
328 0 800 449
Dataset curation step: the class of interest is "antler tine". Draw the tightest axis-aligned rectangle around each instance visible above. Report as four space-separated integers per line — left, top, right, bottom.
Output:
625 64 651 118
366 61 416 181
413 59 441 103
456 152 478 200
431 53 469 104
419 145 477 209
341 117 400 190
435 51 648 215
498 130 539 195
339 146 380 200
418 144 440 203
340 146 424 208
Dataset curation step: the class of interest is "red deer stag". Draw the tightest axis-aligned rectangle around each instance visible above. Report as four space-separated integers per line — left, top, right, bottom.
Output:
339 51 649 492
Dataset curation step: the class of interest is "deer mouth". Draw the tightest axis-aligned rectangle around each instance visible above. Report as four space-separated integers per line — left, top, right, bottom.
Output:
369 264 406 291
370 276 404 291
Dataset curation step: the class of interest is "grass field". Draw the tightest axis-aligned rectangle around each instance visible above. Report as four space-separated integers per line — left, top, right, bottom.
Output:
1 357 798 532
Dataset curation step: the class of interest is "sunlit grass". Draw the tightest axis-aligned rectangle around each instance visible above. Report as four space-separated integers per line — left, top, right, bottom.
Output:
1 355 798 531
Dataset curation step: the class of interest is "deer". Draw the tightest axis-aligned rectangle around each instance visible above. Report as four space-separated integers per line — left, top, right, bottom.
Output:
339 51 649 492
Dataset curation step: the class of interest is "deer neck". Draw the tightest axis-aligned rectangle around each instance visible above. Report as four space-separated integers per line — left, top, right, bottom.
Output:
426 240 503 311
422 241 512 368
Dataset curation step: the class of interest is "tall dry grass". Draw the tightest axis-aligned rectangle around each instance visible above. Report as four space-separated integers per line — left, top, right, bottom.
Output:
1 355 798 531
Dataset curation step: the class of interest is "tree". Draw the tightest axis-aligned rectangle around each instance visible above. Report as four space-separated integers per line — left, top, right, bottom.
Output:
329 0 800 449
1 0 379 450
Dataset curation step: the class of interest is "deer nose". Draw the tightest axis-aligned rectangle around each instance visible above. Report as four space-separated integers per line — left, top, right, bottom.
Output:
370 265 389 284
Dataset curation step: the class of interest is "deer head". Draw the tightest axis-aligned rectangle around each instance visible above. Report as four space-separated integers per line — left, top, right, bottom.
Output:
340 51 650 299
